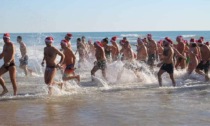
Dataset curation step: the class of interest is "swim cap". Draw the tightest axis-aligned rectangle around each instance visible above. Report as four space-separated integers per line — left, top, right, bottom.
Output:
205 41 209 46
45 36 54 43
66 33 72 38
197 39 202 44
60 39 68 46
190 38 195 43
94 41 102 47
111 36 117 42
3 33 10 39
164 37 173 44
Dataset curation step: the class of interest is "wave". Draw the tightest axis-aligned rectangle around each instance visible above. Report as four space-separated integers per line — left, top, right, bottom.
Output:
182 34 196 38
120 34 140 37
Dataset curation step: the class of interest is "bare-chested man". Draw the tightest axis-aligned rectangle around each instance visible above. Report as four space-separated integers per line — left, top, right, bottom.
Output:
195 40 210 81
110 36 120 61
41 37 65 95
147 34 158 68
101 38 116 62
117 40 141 80
187 38 199 74
60 40 80 85
175 36 186 69
91 41 107 81
157 38 176 87
0 33 17 96
137 38 148 62
17 36 33 76
158 37 187 87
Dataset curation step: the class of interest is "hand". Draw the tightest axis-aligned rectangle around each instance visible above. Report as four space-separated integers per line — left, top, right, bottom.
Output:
56 63 62 69
4 62 10 67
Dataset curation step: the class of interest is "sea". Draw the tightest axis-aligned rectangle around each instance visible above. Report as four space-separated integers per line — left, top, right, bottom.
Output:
0 31 210 126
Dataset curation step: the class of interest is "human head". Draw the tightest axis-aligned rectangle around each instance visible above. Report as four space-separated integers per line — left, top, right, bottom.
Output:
81 36 86 42
65 33 72 41
94 41 102 48
88 39 92 44
199 36 204 42
101 37 108 46
3 33 11 43
17 36 22 43
137 38 143 45
45 36 54 46
147 34 152 41
163 37 173 47
111 36 117 43
197 39 203 47
77 38 81 43
176 36 183 43
60 39 68 49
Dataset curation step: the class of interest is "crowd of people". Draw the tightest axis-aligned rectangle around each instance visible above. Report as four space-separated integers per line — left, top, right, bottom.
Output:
0 33 209 96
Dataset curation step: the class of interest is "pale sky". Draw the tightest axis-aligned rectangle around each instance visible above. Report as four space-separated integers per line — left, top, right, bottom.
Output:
1 0 209 33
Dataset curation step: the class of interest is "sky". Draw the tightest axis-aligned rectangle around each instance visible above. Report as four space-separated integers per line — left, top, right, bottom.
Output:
0 0 210 33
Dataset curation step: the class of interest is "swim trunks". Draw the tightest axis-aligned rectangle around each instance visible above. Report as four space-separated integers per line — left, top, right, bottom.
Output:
196 60 209 73
94 60 107 70
19 55 29 66
63 64 75 78
160 63 174 74
2 62 15 70
147 54 155 65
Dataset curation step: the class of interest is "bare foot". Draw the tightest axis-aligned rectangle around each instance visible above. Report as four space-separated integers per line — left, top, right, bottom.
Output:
0 89 8 96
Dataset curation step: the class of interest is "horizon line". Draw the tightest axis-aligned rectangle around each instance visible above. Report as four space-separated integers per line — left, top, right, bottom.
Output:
1 30 210 34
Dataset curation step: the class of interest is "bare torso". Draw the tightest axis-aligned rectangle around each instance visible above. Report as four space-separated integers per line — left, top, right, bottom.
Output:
44 46 59 67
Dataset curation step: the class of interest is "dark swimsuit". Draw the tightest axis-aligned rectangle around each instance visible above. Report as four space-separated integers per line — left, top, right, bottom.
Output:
3 62 15 70
196 60 209 73
160 49 174 74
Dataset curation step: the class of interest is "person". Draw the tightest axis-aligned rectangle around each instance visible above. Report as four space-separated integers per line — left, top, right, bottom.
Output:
136 38 148 62
60 40 80 85
158 37 186 87
87 39 95 58
75 38 88 67
146 34 158 68
175 36 186 69
16 36 33 76
110 36 120 61
64 33 72 49
41 37 65 95
117 40 141 80
0 33 17 96
91 41 107 81
157 40 164 61
157 38 176 87
101 37 116 63
81 36 89 59
195 40 210 81
187 38 199 74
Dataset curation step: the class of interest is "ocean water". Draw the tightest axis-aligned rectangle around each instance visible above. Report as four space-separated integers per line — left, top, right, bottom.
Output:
0 31 210 126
